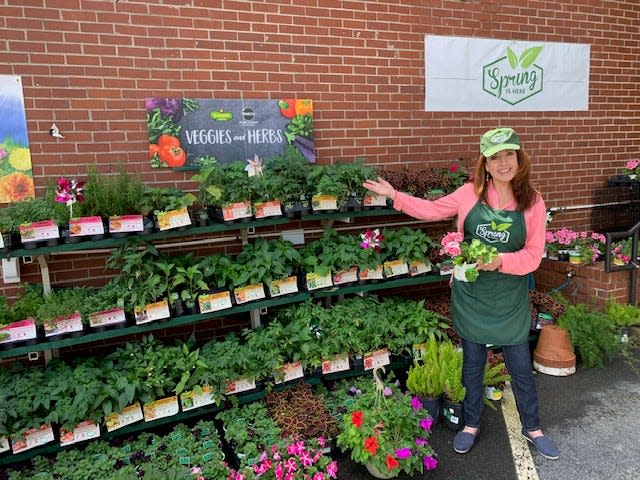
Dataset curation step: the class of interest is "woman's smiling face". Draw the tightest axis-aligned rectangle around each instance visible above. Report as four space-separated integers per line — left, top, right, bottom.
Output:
486 149 518 184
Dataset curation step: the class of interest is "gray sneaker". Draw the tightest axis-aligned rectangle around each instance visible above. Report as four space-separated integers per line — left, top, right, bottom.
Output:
453 428 480 454
522 429 559 460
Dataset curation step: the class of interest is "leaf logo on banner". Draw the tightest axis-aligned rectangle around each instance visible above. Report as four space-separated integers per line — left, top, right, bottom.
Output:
506 46 543 69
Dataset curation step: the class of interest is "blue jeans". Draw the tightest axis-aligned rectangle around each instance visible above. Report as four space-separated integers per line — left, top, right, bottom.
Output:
461 338 541 431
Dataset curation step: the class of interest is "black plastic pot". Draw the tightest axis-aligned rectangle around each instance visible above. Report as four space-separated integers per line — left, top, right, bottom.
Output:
442 398 463 431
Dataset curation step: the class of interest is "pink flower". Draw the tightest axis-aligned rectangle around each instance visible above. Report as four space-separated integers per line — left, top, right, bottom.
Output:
190 467 202 474
449 164 458 173
419 417 433 431
626 159 639 171
411 396 423 410
383 387 393 396
441 241 462 257
415 437 428 446
423 455 438 470
395 447 412 459
326 461 338 478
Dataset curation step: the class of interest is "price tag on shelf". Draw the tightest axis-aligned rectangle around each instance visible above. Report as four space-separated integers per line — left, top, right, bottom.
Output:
364 348 390 371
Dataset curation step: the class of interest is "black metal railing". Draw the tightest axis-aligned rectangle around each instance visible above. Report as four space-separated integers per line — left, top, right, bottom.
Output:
604 219 640 305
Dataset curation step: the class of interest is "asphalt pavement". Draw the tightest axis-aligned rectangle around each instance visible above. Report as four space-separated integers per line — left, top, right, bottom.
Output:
335 352 640 480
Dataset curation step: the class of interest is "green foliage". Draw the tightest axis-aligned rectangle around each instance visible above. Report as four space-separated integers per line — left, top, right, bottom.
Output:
0 284 44 326
439 340 466 403
74 165 146 217
604 299 640 327
137 186 194 216
557 303 618 368
406 340 444 397
382 227 437 263
265 146 312 201
217 161 254 204
333 159 377 196
308 164 348 199
0 195 68 229
198 252 237 290
190 163 223 208
233 237 301 288
35 286 93 327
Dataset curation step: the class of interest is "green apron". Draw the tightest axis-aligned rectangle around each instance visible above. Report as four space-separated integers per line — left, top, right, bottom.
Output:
450 201 529 345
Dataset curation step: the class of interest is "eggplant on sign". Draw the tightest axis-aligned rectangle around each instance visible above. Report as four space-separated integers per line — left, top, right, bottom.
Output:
145 98 314 169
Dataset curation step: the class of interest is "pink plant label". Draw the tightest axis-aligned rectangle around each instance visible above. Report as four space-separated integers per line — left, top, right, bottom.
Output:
59 420 100 447
44 312 82 337
234 283 266 304
269 276 299 297
0 318 37 344
225 377 256 395
11 424 55 454
69 216 104 237
19 220 59 243
109 214 144 233
253 200 282 219
358 265 384 281
88 307 126 328
364 348 391 370
156 207 191 231
383 259 409 277
198 291 233 313
322 353 350 374
222 201 252 221
332 266 358 285
143 396 179 422
363 194 387 207
274 361 304 384
135 300 170 324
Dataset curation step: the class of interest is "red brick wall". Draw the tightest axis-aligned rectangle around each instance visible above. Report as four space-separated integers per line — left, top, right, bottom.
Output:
1 1 639 302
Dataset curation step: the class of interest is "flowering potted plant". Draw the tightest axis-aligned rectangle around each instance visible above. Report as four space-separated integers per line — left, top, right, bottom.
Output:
611 237 632 266
336 368 438 478
622 158 640 180
226 437 339 480
439 231 498 282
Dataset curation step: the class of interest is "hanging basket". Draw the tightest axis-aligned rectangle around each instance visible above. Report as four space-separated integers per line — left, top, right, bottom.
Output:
365 462 398 479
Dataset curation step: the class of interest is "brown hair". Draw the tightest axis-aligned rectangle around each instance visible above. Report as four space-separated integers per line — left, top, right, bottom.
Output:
472 149 538 211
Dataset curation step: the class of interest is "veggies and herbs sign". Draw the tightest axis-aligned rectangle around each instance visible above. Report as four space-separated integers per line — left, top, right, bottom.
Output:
0 75 35 203
425 36 589 111
146 98 314 169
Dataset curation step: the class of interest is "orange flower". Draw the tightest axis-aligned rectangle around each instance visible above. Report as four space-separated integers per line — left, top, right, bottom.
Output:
364 436 379 455
0 172 35 203
351 411 364 428
385 455 399 471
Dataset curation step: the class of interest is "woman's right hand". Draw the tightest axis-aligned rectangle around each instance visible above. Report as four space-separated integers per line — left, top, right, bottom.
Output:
362 177 397 200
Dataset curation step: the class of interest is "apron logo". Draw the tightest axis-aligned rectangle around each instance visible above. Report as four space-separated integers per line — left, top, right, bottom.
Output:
475 221 512 244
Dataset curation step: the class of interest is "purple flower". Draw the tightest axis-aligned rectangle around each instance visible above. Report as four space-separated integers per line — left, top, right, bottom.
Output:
415 437 428 447
423 455 438 470
145 97 182 118
383 387 393 397
419 417 433 431
395 448 412 459
411 396 423 410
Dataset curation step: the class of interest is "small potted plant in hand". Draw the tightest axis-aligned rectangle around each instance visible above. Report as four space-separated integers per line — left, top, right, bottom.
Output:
440 231 499 282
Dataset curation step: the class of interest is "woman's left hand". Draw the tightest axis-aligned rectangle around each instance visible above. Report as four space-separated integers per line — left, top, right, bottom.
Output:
477 254 502 271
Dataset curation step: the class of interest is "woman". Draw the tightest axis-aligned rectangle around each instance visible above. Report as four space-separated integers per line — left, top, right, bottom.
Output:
363 127 559 460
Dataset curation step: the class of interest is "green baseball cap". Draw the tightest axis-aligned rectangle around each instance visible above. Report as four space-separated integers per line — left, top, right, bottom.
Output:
480 128 520 157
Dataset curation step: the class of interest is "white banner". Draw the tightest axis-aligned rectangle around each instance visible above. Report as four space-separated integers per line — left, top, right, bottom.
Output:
425 36 590 111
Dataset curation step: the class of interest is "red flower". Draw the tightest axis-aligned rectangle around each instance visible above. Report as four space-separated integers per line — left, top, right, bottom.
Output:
385 455 399 471
449 164 458 173
364 436 379 455
351 411 364 428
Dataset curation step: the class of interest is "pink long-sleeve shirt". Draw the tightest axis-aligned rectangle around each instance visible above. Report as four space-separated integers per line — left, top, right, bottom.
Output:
393 182 547 276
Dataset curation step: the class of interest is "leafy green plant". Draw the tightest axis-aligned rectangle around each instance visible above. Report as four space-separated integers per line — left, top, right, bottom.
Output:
333 159 377 197
74 165 146 217
439 340 466 403
175 262 209 309
199 252 237 290
557 302 618 368
190 164 223 209
35 286 92 328
0 195 68 227
406 340 444 398
233 237 301 288
382 227 437 263
265 146 312 202
604 299 640 328
138 186 195 216
217 161 254 204
308 164 348 201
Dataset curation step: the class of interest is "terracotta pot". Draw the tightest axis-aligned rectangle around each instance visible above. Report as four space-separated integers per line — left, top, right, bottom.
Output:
533 324 576 376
